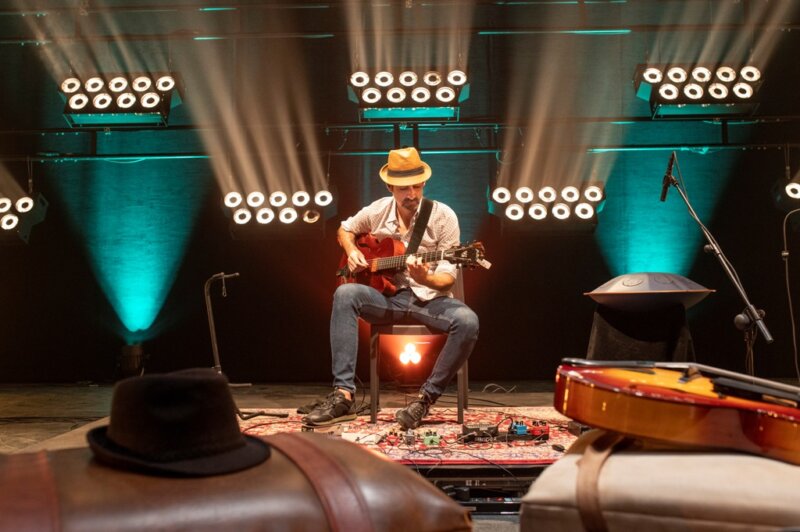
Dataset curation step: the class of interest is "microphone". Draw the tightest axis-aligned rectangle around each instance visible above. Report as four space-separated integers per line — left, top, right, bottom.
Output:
660 151 676 202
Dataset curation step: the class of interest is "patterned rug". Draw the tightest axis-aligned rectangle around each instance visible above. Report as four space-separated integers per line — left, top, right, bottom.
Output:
240 406 577 466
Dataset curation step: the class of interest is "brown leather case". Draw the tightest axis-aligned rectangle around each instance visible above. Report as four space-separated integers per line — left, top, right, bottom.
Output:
0 432 472 532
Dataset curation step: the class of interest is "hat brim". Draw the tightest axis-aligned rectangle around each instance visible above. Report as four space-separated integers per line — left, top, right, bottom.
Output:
379 162 432 186
87 425 270 477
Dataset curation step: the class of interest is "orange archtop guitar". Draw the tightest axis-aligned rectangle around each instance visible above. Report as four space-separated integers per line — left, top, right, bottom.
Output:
554 358 800 465
335 234 490 296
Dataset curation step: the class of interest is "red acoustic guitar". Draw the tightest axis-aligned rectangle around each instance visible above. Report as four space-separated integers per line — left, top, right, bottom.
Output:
336 234 489 295
554 358 800 465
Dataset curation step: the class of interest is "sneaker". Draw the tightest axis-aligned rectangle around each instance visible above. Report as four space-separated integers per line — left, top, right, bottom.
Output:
296 397 323 415
395 394 432 430
304 390 356 426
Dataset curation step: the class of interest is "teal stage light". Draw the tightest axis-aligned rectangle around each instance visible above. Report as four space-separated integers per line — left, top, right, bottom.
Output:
786 179 800 200
348 68 469 123
224 187 336 240
772 147 800 208
0 193 48 244
53 163 208 342
488 182 605 231
59 72 183 128
783 153 800 201
634 64 761 119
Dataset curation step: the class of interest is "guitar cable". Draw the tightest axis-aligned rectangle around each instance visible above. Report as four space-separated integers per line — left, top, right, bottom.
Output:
781 208 800 383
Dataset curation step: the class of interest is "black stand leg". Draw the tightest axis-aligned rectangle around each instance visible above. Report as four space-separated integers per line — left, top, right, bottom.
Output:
204 272 288 419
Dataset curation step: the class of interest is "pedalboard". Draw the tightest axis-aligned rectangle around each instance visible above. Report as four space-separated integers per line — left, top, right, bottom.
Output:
371 419 554 447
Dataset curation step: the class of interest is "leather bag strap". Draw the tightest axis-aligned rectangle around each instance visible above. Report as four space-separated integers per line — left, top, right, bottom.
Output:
575 431 629 532
265 433 374 532
0 452 61 532
406 198 433 255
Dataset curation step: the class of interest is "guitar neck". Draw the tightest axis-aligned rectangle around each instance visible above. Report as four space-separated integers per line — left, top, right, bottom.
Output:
371 249 446 272
562 358 800 397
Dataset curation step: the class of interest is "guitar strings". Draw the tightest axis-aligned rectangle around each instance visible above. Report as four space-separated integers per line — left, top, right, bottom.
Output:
372 250 446 270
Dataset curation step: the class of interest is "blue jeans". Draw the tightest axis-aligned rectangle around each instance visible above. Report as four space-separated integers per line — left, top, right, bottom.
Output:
330 283 479 401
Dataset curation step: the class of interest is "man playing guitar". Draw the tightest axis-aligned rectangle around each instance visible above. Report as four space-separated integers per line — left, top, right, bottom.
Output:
303 147 479 430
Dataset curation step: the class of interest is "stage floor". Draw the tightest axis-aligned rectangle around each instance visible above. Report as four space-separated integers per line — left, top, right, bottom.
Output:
0 380 556 454
1 380 559 528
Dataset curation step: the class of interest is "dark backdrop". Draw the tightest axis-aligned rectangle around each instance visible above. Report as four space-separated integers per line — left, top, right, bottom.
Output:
1 1 800 383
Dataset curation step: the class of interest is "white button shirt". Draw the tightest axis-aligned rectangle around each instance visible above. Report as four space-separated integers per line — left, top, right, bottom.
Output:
340 196 460 301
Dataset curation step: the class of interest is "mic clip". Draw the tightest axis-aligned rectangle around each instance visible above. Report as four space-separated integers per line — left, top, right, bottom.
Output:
215 272 240 297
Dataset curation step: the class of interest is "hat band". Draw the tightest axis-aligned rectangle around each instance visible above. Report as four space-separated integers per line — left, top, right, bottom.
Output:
387 166 425 178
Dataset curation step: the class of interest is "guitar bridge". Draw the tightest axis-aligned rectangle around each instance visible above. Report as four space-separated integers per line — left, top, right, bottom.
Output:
712 377 800 408
678 365 704 384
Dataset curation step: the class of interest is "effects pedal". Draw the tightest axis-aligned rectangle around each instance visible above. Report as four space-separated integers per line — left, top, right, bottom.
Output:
300 423 343 436
506 420 550 441
462 423 499 443
422 430 441 446
567 421 591 437
530 420 550 440
384 430 401 446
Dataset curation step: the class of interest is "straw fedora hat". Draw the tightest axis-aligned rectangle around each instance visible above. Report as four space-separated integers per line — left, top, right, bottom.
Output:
379 147 432 186
87 368 270 477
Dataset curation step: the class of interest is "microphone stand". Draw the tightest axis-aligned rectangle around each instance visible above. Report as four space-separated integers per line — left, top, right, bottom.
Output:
204 272 288 420
663 168 774 358
205 272 244 379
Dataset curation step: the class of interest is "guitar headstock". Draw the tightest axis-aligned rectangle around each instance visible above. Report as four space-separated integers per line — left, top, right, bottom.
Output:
447 241 491 270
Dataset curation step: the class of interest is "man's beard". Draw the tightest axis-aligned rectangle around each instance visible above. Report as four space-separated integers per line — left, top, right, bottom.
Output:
402 198 420 210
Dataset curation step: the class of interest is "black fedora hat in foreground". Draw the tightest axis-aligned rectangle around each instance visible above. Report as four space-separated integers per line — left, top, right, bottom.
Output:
87 368 270 477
